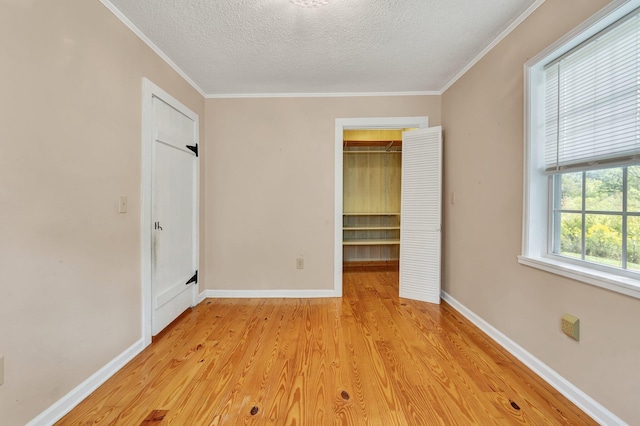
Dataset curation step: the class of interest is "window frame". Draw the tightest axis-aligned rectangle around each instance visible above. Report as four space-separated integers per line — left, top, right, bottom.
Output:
520 0 640 300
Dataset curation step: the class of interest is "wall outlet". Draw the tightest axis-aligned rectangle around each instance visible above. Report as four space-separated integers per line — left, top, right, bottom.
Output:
0 354 4 386
561 313 580 341
296 258 304 269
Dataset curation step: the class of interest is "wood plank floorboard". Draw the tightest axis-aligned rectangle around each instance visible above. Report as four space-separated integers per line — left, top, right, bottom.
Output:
57 268 597 425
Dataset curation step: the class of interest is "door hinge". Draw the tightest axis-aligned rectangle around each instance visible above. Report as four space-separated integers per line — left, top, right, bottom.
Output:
186 143 198 157
186 270 198 285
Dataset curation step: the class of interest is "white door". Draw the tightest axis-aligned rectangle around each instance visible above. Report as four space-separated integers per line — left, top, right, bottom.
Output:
399 126 442 304
151 96 198 335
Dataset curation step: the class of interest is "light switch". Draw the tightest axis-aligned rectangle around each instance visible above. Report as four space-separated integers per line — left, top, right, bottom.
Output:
119 196 128 213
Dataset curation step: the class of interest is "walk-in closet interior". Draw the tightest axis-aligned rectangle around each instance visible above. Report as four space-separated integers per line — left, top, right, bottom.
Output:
342 129 405 268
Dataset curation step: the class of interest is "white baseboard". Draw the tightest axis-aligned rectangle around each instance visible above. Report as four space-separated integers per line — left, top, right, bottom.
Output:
441 292 626 426
196 290 207 304
205 289 341 298
27 339 146 426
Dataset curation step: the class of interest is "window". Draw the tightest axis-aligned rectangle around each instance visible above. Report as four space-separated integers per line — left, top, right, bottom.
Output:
521 0 640 299
553 167 640 272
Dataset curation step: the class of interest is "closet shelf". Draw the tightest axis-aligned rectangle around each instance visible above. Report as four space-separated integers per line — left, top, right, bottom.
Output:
343 226 400 231
343 239 401 246
343 212 401 216
344 151 401 154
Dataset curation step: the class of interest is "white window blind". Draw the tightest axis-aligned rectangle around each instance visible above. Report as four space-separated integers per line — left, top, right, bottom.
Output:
544 9 640 173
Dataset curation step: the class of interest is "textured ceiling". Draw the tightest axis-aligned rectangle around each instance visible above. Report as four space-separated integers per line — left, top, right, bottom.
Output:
104 0 540 96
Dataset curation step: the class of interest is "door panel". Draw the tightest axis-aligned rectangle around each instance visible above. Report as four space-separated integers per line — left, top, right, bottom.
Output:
152 96 198 335
400 127 442 304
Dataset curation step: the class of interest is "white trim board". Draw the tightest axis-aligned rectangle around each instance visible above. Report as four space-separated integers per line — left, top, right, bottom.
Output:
206 91 439 99
197 290 208 305
26 339 145 426
205 289 341 299
441 292 627 426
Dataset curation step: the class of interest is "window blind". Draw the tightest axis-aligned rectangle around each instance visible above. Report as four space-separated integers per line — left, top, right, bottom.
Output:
544 9 640 173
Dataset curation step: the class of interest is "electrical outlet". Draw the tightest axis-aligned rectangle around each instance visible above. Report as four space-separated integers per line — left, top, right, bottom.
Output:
450 192 456 204
561 313 579 341
0 354 4 386
296 258 304 269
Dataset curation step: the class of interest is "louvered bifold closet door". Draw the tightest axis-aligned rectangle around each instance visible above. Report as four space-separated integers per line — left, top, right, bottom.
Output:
399 127 442 304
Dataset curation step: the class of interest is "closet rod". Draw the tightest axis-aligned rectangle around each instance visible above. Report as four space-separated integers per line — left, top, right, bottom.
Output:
343 140 402 147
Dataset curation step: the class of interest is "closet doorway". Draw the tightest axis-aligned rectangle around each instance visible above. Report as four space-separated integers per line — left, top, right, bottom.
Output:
334 117 422 294
334 117 441 304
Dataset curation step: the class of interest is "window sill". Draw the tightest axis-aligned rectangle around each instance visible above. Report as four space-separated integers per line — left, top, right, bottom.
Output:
517 255 640 300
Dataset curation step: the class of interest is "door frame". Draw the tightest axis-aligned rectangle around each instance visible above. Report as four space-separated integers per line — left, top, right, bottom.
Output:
334 116 429 295
141 78 200 346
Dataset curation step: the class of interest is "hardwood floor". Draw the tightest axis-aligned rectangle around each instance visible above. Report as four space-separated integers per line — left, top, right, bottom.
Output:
57 268 596 425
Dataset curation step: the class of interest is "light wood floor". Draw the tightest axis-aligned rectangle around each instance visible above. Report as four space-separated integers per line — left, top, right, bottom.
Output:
57 268 596 425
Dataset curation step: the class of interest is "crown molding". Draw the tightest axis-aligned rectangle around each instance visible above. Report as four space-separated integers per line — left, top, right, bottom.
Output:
205 91 440 99
99 0 207 97
440 0 546 93
100 0 546 99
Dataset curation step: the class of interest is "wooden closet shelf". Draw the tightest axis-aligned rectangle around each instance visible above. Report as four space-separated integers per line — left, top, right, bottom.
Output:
343 226 401 231
343 212 401 216
343 150 401 154
343 239 401 246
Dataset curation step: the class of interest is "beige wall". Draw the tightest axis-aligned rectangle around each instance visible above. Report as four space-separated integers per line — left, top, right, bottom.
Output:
205 96 440 291
0 1 204 424
441 0 640 423
4 0 637 423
